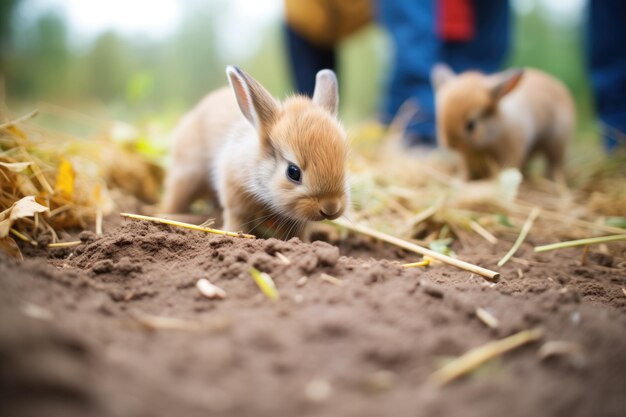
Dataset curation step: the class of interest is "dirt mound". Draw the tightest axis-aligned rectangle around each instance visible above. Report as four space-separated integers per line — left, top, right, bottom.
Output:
1 220 626 417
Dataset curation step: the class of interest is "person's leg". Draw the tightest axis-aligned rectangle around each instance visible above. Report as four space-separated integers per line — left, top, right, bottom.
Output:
442 0 510 73
587 0 626 152
377 0 510 147
377 0 438 146
284 25 337 97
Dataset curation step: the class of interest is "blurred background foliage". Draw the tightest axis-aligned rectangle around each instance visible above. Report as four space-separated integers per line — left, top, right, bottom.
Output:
0 0 596 145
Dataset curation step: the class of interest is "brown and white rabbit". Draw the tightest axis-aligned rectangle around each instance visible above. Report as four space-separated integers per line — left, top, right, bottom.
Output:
162 66 349 239
431 64 575 181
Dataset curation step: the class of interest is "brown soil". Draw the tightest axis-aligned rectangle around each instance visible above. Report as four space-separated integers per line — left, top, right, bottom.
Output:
1 219 625 417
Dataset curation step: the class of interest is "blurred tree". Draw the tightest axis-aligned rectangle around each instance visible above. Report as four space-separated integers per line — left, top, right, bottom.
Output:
84 31 136 102
0 0 20 74
0 0 596 144
7 12 72 99
243 25 290 99
154 2 223 107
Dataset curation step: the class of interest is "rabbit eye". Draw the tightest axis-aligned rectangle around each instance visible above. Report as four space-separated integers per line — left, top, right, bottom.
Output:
466 119 477 133
286 163 302 184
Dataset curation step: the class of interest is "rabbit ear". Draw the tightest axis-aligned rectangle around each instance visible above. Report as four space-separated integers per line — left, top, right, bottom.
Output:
313 69 339 116
431 63 456 91
490 68 524 102
226 66 279 136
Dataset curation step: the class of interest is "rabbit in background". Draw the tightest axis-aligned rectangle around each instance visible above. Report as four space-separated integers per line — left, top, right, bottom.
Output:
162 67 349 240
431 64 575 183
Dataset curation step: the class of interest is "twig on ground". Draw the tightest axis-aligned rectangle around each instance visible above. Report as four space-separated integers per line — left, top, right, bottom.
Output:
497 207 541 267
430 328 543 386
331 218 500 282
320 273 344 286
402 259 430 268
48 240 81 248
403 198 443 235
534 233 626 253
512 202 625 235
120 212 255 239
470 221 498 245
475 308 499 329
10 228 37 246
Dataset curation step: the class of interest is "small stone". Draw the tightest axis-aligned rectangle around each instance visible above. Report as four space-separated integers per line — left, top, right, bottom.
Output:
305 378 332 402
21 303 53 320
196 279 227 299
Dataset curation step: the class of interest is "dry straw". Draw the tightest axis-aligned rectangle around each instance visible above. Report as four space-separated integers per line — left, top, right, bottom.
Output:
402 259 431 268
47 240 81 248
497 207 541 267
475 307 500 329
120 212 255 239
535 233 626 253
333 218 500 282
0 108 134 258
430 328 543 386
320 273 344 286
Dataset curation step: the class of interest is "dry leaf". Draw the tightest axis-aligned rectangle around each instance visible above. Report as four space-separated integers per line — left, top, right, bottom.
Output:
0 237 24 260
9 196 49 220
0 162 31 173
0 196 49 238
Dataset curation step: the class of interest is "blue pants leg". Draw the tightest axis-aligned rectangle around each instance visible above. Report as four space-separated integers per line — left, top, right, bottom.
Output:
587 0 626 151
284 25 337 97
377 0 510 146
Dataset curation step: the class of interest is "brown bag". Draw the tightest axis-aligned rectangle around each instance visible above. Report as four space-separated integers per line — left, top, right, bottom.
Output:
285 0 373 47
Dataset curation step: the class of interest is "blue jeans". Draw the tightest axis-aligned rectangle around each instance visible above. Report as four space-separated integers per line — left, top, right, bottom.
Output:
377 0 510 146
587 0 626 152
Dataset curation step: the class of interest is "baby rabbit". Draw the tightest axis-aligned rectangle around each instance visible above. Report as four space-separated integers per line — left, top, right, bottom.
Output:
162 66 349 240
431 64 575 181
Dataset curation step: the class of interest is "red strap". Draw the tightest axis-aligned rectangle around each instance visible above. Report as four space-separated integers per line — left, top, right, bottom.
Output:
437 0 475 42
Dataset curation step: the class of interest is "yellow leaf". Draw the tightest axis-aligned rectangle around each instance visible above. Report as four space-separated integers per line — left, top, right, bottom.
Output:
250 268 280 301
93 183 102 204
55 159 75 200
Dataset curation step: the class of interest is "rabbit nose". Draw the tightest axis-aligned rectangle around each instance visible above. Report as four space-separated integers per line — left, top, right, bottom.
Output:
320 200 341 219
